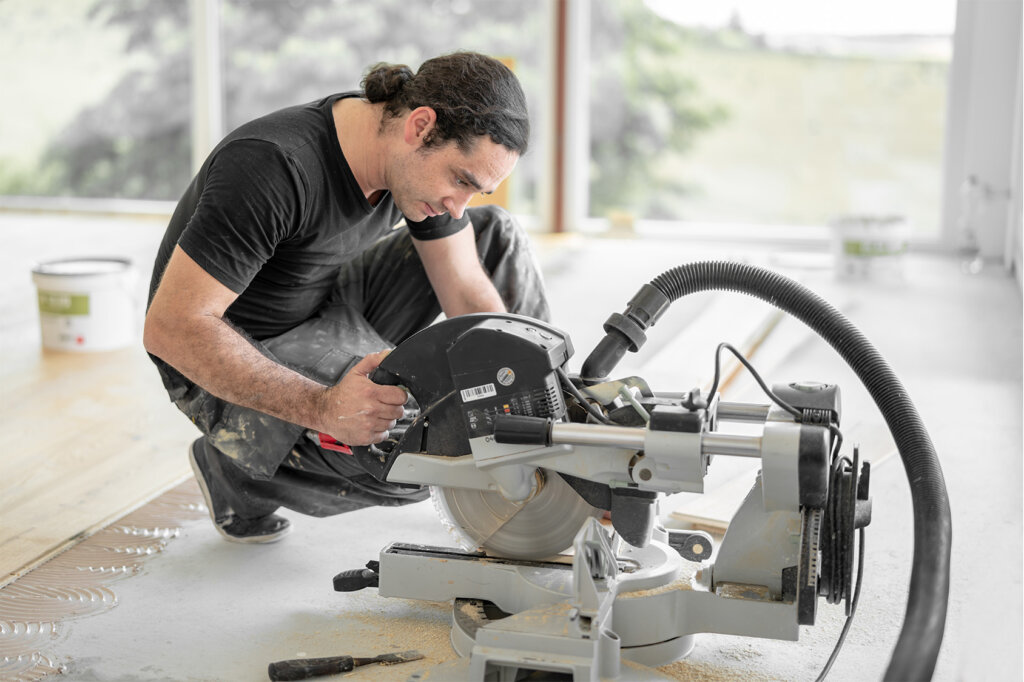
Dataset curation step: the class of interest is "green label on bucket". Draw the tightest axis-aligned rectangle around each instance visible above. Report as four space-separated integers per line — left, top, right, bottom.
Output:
843 240 908 257
38 290 90 315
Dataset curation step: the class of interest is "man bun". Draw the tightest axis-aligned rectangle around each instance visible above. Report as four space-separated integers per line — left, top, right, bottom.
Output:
362 63 414 103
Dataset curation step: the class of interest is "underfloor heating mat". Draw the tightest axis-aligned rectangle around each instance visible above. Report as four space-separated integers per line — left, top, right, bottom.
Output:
0 480 206 681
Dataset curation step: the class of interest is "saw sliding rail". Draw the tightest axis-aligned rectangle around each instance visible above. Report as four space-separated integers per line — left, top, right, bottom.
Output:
386 392 832 507
546 417 761 457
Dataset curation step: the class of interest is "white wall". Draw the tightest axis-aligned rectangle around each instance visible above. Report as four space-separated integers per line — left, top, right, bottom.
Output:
941 0 1023 276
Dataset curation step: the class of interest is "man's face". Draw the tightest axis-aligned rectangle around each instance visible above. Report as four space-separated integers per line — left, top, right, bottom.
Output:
389 134 519 223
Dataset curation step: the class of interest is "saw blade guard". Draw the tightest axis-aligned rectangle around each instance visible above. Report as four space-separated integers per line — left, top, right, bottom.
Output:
430 470 602 560
369 313 574 460
367 313 602 557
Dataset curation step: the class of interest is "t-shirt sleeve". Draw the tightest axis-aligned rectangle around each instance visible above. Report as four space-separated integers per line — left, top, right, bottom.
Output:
177 140 305 293
404 212 470 240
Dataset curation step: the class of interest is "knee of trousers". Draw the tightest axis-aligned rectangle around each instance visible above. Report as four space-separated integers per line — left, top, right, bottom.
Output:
467 205 520 246
465 205 537 271
465 205 550 322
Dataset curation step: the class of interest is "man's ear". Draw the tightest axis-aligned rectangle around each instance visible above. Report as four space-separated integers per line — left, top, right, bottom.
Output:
403 106 437 146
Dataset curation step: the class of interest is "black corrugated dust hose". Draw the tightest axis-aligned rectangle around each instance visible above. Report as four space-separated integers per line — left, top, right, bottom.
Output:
580 261 951 681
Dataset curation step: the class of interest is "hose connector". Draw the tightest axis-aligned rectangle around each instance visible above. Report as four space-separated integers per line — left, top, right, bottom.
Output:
580 284 669 383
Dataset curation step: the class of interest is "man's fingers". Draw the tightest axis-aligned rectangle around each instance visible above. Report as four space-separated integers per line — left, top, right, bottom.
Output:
349 349 391 378
325 419 393 447
321 351 406 445
362 400 404 420
348 351 406 405
373 384 409 406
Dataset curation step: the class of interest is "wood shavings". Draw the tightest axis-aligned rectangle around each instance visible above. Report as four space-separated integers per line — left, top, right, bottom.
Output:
657 656 786 681
333 600 457 675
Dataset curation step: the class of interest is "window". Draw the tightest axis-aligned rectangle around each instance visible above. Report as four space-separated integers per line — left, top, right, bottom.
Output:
0 0 983 247
0 0 550 215
218 0 552 217
0 0 192 201
588 0 956 238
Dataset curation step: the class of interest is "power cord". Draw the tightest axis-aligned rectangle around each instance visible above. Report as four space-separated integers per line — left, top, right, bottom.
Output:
557 367 614 425
707 342 801 418
816 528 866 681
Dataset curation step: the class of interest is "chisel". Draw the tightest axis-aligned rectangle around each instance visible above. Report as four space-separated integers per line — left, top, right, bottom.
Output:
267 650 424 681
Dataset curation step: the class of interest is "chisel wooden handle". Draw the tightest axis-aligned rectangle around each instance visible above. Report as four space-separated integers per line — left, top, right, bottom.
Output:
268 655 355 681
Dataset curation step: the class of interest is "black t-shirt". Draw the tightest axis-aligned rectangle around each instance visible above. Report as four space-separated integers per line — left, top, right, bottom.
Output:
150 92 468 340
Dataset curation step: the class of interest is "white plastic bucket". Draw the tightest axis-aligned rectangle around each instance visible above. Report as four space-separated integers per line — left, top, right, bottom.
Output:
831 215 909 281
31 257 139 352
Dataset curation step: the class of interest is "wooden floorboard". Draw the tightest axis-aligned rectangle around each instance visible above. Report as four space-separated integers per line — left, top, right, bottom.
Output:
0 345 196 586
0 212 196 587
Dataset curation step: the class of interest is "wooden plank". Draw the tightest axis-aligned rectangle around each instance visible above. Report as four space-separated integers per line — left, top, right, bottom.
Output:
669 468 759 535
712 309 786 394
0 345 196 587
628 291 781 393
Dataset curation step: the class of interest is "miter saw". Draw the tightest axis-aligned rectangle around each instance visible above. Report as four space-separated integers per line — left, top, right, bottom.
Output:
331 261 952 682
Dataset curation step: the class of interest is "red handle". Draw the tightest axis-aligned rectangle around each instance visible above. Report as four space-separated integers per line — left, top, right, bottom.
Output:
317 433 352 454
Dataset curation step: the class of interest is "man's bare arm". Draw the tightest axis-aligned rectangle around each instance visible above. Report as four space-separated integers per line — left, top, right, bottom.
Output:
143 246 405 445
412 223 506 317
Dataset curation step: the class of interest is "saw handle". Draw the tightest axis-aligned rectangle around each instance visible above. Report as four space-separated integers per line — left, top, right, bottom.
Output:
314 367 399 455
493 415 552 445
368 366 401 385
268 655 356 681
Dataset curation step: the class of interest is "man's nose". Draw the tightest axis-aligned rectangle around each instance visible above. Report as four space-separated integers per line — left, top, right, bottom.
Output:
443 192 474 220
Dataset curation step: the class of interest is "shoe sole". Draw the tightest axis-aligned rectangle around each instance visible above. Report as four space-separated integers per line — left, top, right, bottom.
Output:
188 440 291 545
219 519 292 545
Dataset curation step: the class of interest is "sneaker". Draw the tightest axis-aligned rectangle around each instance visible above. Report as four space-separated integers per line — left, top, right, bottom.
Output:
189 438 292 544
215 514 291 544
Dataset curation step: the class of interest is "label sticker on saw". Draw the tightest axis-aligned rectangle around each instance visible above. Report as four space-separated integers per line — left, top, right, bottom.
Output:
460 382 497 403
496 367 515 386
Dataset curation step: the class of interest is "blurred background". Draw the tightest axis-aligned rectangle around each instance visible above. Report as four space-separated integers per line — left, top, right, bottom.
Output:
1 0 1019 271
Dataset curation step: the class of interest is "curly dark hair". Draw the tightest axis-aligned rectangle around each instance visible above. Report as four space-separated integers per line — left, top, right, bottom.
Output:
362 51 529 155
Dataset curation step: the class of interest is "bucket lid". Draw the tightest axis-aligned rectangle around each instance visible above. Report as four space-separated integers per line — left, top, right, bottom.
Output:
32 257 133 277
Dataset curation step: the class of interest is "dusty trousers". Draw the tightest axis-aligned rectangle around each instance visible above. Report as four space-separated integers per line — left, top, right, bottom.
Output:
153 206 551 519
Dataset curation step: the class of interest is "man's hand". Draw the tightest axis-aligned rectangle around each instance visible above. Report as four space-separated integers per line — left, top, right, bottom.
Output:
317 351 408 446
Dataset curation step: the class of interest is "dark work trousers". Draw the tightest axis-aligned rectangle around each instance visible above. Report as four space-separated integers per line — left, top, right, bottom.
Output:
158 205 551 519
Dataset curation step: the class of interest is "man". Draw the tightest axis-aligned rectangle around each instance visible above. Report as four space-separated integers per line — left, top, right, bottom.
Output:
144 52 549 544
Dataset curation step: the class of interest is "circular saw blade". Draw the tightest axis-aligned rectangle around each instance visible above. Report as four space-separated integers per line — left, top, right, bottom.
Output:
431 470 601 560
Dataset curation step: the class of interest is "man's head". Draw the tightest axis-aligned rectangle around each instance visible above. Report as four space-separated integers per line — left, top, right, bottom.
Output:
363 52 529 221
362 51 530 156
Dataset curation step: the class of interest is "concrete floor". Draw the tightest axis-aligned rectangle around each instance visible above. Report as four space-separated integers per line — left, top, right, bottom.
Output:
3 219 1022 681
